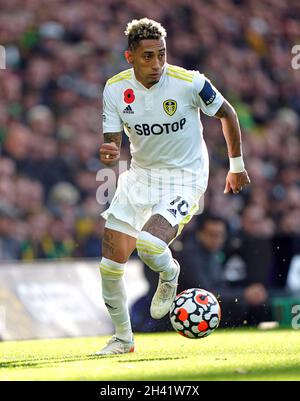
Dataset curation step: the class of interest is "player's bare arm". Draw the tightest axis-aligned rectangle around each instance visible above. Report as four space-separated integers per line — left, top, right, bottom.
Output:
214 100 250 194
99 132 122 166
142 214 178 244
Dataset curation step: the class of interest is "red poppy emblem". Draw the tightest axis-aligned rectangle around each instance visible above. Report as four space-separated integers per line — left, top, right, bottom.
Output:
124 88 135 104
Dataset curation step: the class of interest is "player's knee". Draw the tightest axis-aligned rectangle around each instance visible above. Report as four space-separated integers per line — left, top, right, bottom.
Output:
99 257 126 280
136 231 167 266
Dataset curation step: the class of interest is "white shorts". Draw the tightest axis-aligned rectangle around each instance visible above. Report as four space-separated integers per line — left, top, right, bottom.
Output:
101 169 205 239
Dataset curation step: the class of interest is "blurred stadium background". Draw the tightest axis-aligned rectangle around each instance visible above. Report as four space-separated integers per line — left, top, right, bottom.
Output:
0 0 300 340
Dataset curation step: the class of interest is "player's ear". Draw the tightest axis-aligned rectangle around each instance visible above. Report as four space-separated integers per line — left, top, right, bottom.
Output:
125 50 133 64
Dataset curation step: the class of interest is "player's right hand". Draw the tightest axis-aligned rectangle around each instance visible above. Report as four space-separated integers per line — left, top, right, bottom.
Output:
99 142 120 165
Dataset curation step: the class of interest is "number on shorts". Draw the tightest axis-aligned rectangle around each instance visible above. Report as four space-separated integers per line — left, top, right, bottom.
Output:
170 196 189 216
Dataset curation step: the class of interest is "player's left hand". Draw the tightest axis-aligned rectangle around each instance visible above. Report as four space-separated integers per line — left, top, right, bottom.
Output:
224 170 250 194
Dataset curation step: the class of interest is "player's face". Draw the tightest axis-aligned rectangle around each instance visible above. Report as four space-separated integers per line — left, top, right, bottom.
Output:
126 39 166 88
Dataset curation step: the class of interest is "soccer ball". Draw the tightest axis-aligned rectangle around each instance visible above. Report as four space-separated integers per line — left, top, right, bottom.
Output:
169 288 221 339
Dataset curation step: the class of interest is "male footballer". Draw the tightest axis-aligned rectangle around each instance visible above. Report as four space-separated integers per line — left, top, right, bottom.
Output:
97 18 250 355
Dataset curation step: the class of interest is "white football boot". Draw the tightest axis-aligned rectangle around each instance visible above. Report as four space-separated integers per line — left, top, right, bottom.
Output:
150 259 180 319
95 335 134 356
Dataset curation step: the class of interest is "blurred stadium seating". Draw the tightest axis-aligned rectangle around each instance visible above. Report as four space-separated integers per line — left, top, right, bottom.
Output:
0 0 299 299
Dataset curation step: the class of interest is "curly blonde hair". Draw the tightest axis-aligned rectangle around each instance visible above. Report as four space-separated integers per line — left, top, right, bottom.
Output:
125 18 167 50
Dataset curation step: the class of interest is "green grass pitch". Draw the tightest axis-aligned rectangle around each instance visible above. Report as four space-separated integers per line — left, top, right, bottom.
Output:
1 329 300 381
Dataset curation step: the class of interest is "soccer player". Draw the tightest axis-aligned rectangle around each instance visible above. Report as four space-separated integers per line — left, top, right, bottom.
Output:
97 18 250 355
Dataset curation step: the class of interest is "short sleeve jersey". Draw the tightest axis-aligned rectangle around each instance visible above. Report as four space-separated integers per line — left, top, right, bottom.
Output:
103 64 224 187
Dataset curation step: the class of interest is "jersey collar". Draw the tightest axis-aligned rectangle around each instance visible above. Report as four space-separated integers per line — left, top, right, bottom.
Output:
132 64 167 91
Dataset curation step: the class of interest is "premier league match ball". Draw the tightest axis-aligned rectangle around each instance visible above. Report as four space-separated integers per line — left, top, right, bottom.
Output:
170 288 221 339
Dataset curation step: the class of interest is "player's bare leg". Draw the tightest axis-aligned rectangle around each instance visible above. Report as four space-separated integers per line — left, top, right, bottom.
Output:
136 214 180 319
142 214 178 244
102 227 136 263
96 227 136 355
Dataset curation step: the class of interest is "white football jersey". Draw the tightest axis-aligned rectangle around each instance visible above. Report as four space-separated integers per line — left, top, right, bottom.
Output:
102 63 224 190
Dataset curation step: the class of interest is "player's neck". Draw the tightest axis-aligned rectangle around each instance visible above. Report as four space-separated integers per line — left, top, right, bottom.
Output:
133 70 159 89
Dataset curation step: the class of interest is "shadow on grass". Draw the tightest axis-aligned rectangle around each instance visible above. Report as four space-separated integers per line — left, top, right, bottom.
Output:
1 356 299 380
0 354 187 370
0 354 101 369
118 356 188 363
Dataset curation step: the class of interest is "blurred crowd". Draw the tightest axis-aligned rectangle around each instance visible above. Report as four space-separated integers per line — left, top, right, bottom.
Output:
0 0 299 299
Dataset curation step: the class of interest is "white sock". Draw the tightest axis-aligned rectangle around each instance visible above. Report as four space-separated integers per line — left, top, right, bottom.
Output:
136 231 178 281
99 257 133 342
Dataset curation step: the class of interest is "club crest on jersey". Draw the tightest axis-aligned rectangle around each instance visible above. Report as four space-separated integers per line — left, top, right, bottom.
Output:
163 99 177 116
